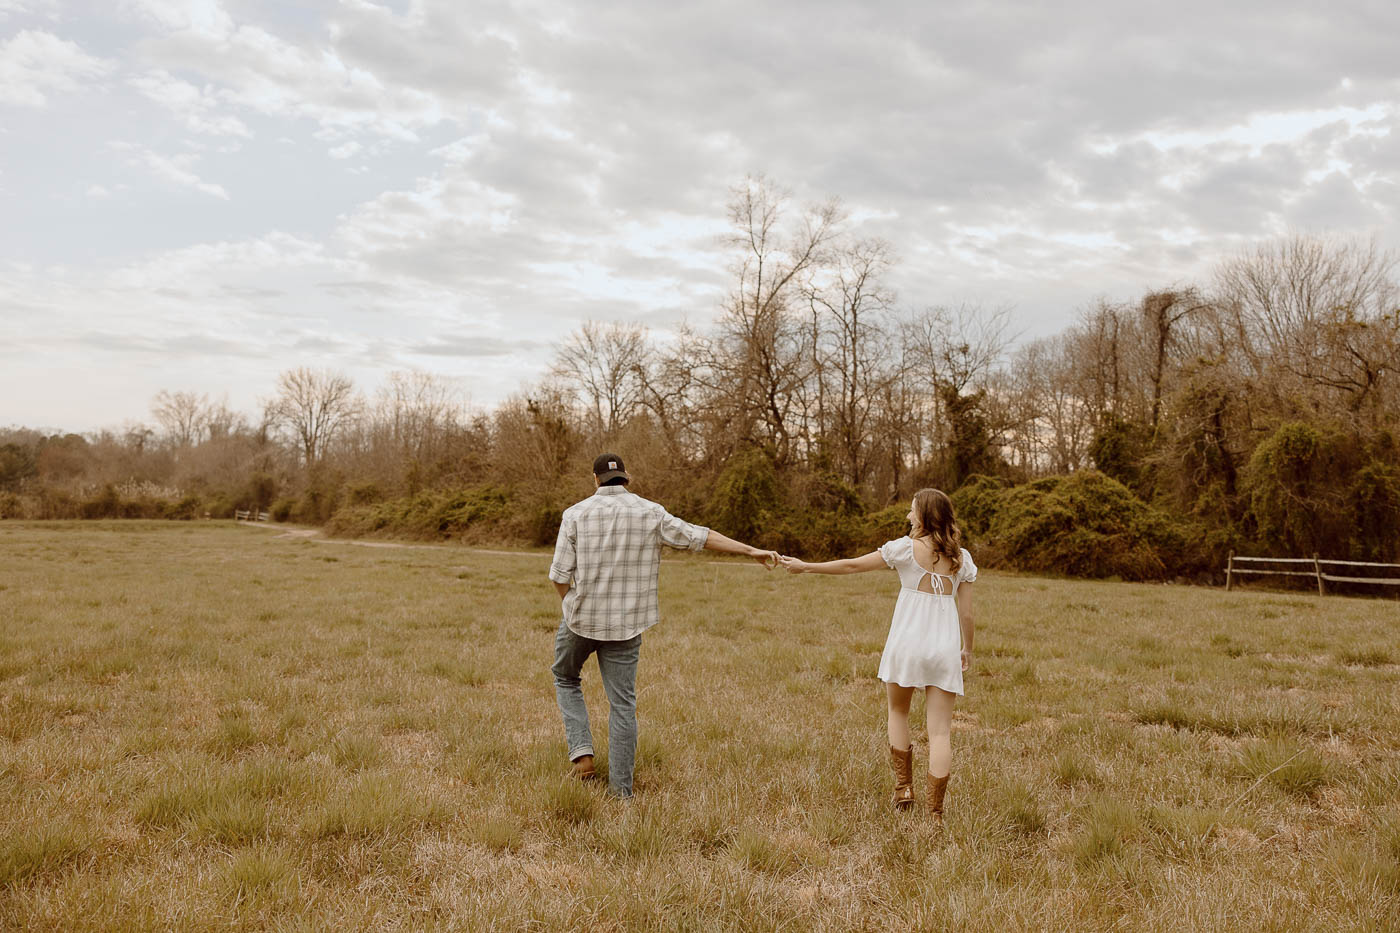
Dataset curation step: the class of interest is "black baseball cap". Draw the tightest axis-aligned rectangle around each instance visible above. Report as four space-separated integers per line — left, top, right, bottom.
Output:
592 453 629 484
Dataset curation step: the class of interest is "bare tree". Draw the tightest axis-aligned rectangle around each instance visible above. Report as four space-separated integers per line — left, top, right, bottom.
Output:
151 390 208 448
1214 234 1399 420
203 396 245 440
714 175 843 463
1007 335 1093 475
1140 289 1209 433
551 321 650 435
269 368 360 466
374 370 463 460
905 303 1016 486
803 236 896 486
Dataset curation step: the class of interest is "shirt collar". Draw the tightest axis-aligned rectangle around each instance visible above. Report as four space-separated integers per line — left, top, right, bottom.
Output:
593 485 630 496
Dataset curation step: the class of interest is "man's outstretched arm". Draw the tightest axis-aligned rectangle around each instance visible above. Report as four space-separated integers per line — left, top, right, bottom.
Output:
702 529 779 568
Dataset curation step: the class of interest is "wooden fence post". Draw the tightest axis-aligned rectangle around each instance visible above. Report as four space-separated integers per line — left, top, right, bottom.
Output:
1225 550 1234 591
1314 553 1324 596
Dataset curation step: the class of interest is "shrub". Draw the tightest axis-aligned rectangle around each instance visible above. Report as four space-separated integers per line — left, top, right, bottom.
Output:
270 498 295 522
983 471 1185 580
861 504 909 549
325 485 514 540
81 485 122 519
759 471 867 557
165 495 203 520
244 472 277 511
707 447 780 542
1089 416 1150 490
345 481 382 506
950 473 1009 542
1346 458 1400 561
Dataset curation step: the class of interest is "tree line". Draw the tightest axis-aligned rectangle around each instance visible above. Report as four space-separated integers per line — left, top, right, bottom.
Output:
3 178 1397 582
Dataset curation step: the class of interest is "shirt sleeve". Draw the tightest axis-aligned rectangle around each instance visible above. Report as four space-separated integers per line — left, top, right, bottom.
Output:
548 512 577 584
659 509 709 551
958 548 978 583
878 538 907 569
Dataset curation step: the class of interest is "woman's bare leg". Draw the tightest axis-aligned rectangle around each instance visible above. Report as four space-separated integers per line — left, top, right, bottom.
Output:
886 683 915 750
925 687 955 777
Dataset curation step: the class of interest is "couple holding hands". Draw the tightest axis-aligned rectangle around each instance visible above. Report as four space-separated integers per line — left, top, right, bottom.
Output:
548 453 977 819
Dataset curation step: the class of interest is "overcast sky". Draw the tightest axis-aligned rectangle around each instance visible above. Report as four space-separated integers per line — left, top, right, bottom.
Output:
2 0 1397 432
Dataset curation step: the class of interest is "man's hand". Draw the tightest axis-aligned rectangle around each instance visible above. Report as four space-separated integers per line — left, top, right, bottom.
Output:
750 548 780 570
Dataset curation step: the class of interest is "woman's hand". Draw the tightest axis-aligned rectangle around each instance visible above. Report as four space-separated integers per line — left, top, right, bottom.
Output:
960 649 972 672
779 555 808 574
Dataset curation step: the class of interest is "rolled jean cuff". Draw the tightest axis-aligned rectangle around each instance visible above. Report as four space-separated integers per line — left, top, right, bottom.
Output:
569 745 595 761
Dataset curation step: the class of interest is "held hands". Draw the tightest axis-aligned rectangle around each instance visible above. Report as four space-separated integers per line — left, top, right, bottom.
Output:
778 555 808 574
750 548 781 570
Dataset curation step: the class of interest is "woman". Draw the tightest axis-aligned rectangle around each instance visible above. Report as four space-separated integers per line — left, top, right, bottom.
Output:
780 489 976 820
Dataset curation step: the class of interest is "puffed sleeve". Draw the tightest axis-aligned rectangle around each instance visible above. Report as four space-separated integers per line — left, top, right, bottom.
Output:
957 548 978 583
878 537 908 569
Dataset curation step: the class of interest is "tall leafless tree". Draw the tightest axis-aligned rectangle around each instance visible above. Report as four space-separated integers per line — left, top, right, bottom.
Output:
551 321 650 435
151 390 208 448
714 175 843 464
803 236 896 486
269 368 359 467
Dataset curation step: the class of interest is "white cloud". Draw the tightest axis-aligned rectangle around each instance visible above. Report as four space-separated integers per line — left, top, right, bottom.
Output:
0 30 110 107
128 69 251 136
109 142 230 199
119 0 234 38
0 0 58 19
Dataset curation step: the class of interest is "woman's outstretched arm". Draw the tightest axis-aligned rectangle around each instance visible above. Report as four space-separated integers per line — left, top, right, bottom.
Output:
780 551 886 575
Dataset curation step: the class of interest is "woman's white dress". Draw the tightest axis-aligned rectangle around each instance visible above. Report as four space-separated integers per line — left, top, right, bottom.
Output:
876 538 977 693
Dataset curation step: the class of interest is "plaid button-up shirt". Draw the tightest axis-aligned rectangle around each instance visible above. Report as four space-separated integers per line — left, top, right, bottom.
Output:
548 485 710 640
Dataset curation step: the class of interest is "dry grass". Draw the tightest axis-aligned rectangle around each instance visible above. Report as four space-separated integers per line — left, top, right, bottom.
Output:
1 520 1397 930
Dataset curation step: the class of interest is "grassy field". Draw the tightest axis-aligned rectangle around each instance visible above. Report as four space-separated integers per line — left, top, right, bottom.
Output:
1 521 1397 931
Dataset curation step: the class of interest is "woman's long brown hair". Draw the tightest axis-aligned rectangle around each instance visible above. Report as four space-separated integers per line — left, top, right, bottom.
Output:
912 488 963 573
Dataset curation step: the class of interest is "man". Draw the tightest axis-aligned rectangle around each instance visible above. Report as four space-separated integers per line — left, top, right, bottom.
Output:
548 452 778 799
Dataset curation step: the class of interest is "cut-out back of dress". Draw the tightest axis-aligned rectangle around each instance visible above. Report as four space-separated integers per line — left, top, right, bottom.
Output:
909 543 957 595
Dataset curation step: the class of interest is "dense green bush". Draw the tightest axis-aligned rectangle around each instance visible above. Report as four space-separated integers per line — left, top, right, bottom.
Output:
1238 422 1399 561
1346 458 1400 561
949 474 1009 543
166 495 203 520
326 485 513 540
706 448 780 543
979 471 1187 580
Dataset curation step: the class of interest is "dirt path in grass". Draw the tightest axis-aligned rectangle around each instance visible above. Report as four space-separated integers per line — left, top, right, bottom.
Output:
245 521 759 564
251 523 541 556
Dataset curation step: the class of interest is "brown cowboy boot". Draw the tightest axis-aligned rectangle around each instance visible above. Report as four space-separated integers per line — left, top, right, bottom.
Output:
927 772 950 822
889 745 915 810
571 754 597 781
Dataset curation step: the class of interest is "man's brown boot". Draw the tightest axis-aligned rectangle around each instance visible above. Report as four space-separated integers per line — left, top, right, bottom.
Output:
889 745 915 810
572 754 597 781
927 772 950 822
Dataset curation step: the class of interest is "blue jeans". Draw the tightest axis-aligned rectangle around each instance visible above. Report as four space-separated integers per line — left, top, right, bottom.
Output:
551 619 641 798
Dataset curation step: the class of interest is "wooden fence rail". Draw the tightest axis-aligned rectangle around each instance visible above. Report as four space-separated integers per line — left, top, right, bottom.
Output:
1225 552 1400 594
234 509 270 523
